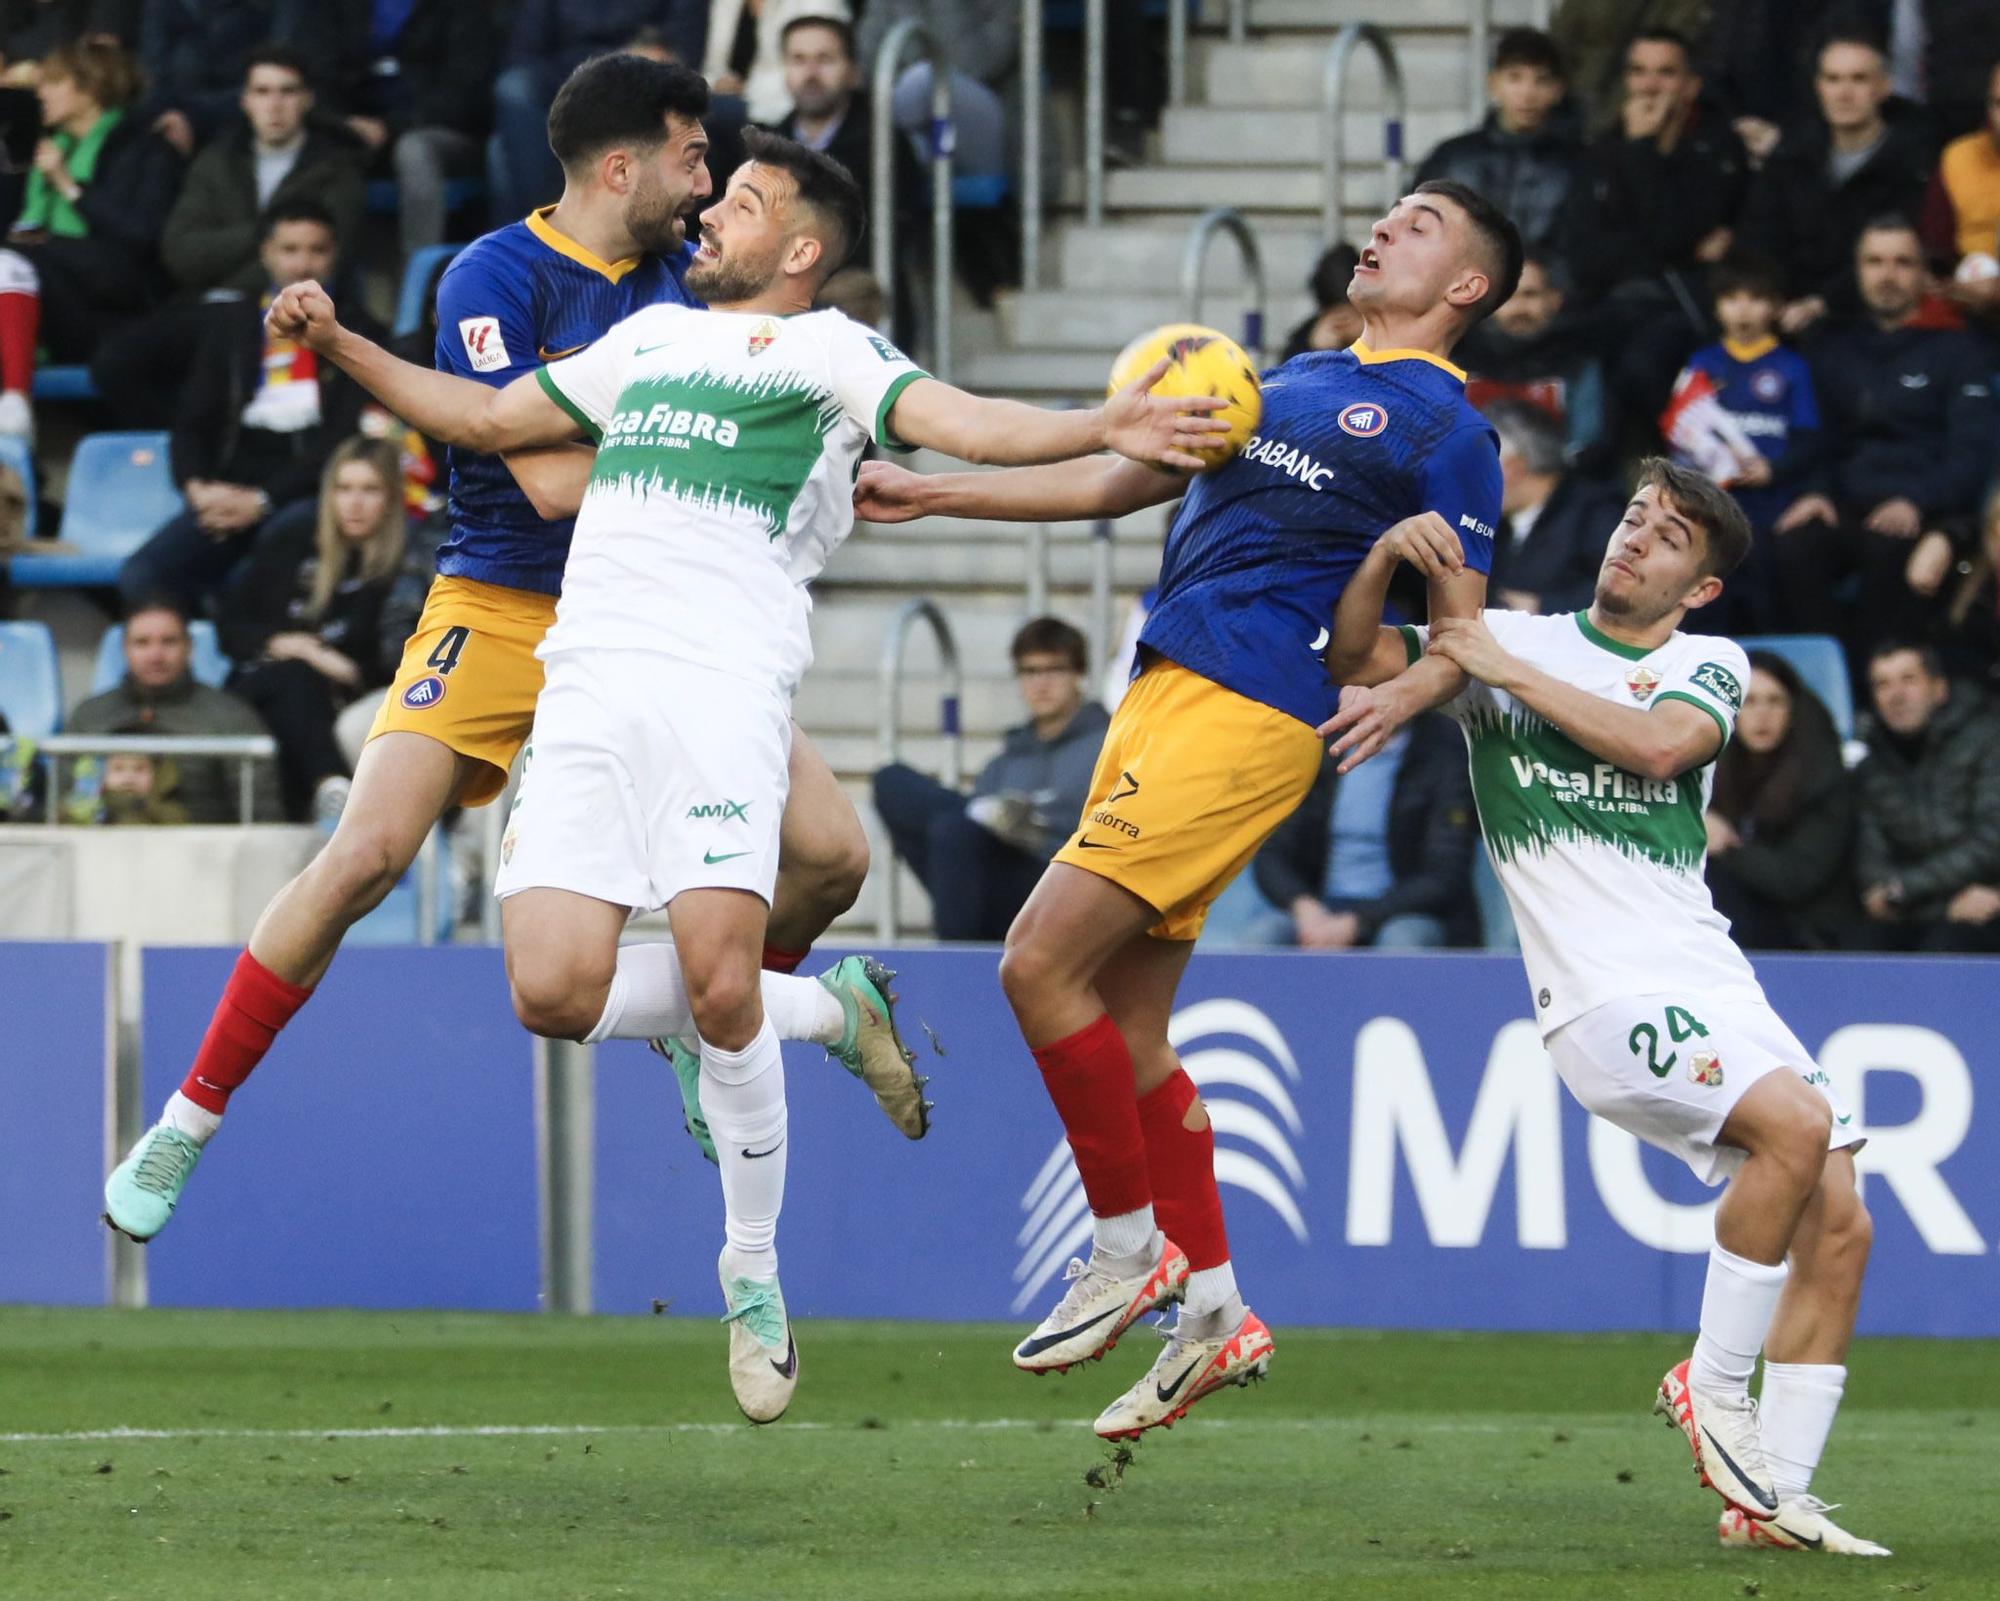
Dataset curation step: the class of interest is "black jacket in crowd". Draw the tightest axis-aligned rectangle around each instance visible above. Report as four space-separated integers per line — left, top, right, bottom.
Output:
1253 713 1480 946
1854 690 2000 919
971 699 1112 860
1415 112 1586 258
1805 318 1999 522
138 0 277 140
290 0 496 138
1567 105 1749 299
169 294 382 507
766 91 925 241
1488 474 1627 616
161 122 368 294
216 511 395 691
0 0 137 63
1739 109 1936 314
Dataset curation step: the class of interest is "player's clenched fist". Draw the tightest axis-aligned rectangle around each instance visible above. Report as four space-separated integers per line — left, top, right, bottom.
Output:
1375 511 1464 579
852 460 927 523
1427 615 1512 686
265 279 338 351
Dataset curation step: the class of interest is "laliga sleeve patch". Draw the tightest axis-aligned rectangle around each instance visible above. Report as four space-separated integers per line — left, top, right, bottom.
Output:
1690 662 1744 710
459 316 511 374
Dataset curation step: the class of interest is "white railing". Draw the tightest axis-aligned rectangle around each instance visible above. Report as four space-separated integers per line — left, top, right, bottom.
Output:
1181 207 1268 363
871 16 956 379
876 597 963 939
35 732 275 825
1322 23 1406 245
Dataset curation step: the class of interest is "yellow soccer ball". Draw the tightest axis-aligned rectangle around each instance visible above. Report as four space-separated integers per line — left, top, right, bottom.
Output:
1107 322 1262 471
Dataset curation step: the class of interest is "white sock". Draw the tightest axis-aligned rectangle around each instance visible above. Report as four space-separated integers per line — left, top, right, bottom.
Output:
1093 1205 1155 1261
1690 1243 1789 1396
161 1090 221 1144
1760 1361 1846 1500
702 1019 787 1280
1182 1262 1239 1320
584 945 842 1047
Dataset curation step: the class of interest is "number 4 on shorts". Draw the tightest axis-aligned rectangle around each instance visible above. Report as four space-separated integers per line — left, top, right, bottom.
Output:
427 626 470 677
1628 1004 1709 1078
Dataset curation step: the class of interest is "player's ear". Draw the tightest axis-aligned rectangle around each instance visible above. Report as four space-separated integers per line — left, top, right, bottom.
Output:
1449 268 1489 312
1680 574 1725 612
785 231 824 280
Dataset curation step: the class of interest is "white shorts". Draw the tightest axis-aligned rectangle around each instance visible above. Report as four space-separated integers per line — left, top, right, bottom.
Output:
494 649 792 913
1546 992 1864 1186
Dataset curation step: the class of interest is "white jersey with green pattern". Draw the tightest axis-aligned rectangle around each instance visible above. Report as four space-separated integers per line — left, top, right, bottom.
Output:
1402 609 1762 1037
533 303 927 693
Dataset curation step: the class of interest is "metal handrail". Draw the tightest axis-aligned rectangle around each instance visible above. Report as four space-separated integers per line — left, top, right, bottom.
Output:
1322 24 1406 246
1467 0 1489 126
1020 0 1044 287
1180 207 1268 364
1167 0 1188 106
876 596 963 940
1090 519 1115 685
871 17 955 379
1228 0 1246 44
35 732 275 825
1083 0 1107 227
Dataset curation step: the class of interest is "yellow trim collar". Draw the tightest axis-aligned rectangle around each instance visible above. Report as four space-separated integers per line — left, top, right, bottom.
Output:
525 206 641 283
1722 334 1779 363
1350 340 1467 383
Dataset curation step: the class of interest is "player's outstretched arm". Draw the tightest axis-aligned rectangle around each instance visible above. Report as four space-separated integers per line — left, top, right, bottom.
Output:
503 445 597 521
1325 512 1466 686
268 280 585 456
853 454 1182 526
1427 617 1722 781
884 360 1229 471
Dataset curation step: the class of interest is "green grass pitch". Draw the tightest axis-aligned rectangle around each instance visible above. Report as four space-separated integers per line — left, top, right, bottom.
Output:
1 1308 1995 1600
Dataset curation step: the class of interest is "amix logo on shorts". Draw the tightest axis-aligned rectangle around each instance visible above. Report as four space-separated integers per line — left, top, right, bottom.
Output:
687 799 750 822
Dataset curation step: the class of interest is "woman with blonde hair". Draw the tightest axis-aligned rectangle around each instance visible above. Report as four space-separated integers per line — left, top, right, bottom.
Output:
218 436 407 823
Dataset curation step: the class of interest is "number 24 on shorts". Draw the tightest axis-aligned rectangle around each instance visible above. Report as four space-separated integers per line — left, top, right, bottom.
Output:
1628 1004 1709 1078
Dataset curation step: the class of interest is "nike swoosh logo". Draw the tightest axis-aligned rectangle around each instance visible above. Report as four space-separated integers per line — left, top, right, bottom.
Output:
635 342 675 356
704 848 752 864
1014 1306 1119 1358
537 342 586 361
741 1139 784 1159
1073 836 1119 851
1156 1355 1206 1404
769 1333 797 1379
1700 1424 1778 1512
1777 1521 1823 1548
1836 1114 1853 1126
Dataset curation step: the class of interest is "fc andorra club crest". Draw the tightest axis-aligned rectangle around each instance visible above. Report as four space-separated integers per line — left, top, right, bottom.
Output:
1626 665 1661 702
748 318 779 357
1338 402 1388 437
1688 1048 1724 1087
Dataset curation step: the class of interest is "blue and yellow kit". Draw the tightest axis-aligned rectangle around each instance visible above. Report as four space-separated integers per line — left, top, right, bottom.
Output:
1057 343 1502 937
370 209 701 802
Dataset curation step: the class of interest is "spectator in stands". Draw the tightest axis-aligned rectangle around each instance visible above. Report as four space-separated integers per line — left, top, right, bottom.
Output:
137 0 279 155
63 737 193 824
286 2 495 264
1740 35 1935 336
65 593 280 822
0 37 178 443
1699 0 1825 163
1568 29 1748 435
1460 252 1607 464
871 617 1108 942
216 436 403 822
1772 217 1998 655
1279 243 1362 362
0 1 138 68
1481 398 1624 617
1550 0 1711 137
1705 651 1856 950
761 15 918 249
1415 29 1584 264
1251 714 1478 950
815 262 885 327
1853 640 2000 953
118 199 382 615
859 0 1016 186
0 705 45 820
1864 0 2000 141
1926 59 2000 327
1927 483 2000 694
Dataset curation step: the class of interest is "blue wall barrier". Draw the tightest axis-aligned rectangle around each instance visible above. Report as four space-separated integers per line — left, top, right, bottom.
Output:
7 942 1997 1333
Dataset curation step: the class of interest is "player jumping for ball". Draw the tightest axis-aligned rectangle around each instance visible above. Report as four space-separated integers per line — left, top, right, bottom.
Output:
1327 459 1886 1556
854 180 1523 1437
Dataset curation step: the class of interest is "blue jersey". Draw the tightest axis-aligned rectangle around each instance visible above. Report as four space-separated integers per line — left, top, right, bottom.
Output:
1680 337 1820 531
1140 344 1502 728
431 209 702 595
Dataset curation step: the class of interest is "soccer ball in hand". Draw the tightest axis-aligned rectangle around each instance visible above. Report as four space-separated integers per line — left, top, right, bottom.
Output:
1107 323 1262 472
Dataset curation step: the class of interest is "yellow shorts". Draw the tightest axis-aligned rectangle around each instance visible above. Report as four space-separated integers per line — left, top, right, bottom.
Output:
1053 659 1325 941
368 575 558 806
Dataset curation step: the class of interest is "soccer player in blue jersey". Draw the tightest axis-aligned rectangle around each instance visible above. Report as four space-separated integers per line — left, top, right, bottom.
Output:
854 180 1523 1437
104 55 878 1241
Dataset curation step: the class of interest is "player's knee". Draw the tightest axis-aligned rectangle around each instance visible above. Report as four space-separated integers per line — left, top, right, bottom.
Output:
997 936 1065 1017
507 963 604 1042
1774 1095 1834 1185
683 960 761 1051
313 823 411 918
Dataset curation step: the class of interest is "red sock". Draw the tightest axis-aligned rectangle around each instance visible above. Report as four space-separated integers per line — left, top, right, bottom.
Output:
1137 1068 1230 1270
761 942 809 975
0 289 39 394
1032 1013 1151 1217
178 951 314 1114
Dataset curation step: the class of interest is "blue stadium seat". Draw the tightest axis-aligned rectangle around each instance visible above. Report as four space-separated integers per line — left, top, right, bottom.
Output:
91 620 231 695
32 365 97 402
1737 633 1854 739
7 432 183 589
0 620 63 736
367 176 487 218
395 243 464 339
0 434 36 541
951 174 1011 210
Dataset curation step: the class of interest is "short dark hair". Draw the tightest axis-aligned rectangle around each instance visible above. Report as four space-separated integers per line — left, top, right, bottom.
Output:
1634 457 1751 578
1494 27 1565 78
1858 211 1921 248
740 127 866 278
1708 253 1785 305
1817 31 1889 69
123 592 191 630
547 53 711 173
1011 616 1087 672
1629 27 1695 63
1868 638 1946 680
244 44 312 89
1412 179 1525 325
262 197 337 239
781 13 856 59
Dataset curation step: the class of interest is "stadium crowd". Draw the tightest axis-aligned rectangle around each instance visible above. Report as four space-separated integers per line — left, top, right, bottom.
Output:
0 0 1996 956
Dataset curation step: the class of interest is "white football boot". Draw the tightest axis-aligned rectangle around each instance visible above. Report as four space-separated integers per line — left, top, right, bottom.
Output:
1655 1358 1780 1520
1012 1234 1189 1373
718 1253 797 1424
1093 1308 1275 1440
1719 1497 1892 1556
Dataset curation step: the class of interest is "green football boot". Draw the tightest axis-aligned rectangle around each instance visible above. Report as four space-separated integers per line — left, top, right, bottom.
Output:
817 955 931 1139
648 1035 717 1164
719 1252 797 1424
102 1124 204 1242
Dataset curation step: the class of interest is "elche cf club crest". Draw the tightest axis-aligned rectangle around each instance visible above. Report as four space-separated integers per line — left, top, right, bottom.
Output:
748 318 779 357
1626 665 1660 702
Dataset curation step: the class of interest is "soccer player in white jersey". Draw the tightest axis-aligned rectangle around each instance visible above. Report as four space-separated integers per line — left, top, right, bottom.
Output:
266 130 1225 1423
1325 459 1889 1558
